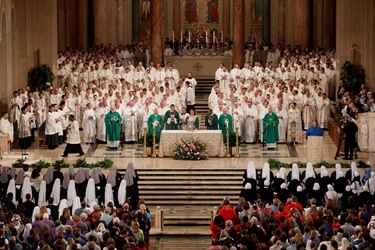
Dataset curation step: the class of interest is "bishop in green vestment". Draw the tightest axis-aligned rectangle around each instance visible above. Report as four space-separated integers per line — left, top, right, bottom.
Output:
218 108 233 140
147 108 163 141
205 109 219 130
262 106 279 146
164 104 180 130
105 106 123 149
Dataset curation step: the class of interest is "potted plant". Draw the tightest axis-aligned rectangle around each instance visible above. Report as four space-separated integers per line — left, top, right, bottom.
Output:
28 64 55 91
340 61 365 94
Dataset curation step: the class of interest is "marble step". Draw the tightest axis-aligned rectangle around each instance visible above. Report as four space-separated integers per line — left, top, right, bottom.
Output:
140 175 242 180
138 180 242 185
140 185 241 190
145 200 226 205
138 170 244 175
150 226 211 236
140 190 238 195
140 195 238 200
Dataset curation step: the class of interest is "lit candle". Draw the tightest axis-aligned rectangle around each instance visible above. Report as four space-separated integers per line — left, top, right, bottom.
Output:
172 30 174 43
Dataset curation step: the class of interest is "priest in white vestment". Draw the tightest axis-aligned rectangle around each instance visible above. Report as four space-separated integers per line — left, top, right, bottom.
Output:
243 100 258 143
287 103 303 144
0 112 14 142
302 92 316 130
275 103 288 143
316 93 330 129
232 101 244 139
123 101 139 142
179 108 189 130
62 114 84 157
82 103 96 144
95 102 109 143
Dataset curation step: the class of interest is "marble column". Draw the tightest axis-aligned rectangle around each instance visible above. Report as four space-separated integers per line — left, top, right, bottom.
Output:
151 0 163 65
293 0 310 47
132 0 140 42
222 0 230 40
313 0 323 48
262 0 270 43
76 0 88 48
92 0 110 45
117 0 124 45
173 0 181 40
233 0 244 66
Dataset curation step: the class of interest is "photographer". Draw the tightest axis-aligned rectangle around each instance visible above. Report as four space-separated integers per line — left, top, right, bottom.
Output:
342 102 358 160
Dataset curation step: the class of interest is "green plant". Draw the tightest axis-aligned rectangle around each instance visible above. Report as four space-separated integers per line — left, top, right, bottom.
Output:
267 159 365 170
73 158 90 168
12 158 26 168
54 159 69 168
30 160 51 169
340 61 365 94
28 64 55 91
97 158 114 169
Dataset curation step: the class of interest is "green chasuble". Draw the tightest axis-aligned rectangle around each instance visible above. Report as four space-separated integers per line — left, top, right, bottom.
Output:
262 112 279 144
205 114 219 130
218 113 233 140
105 111 122 141
164 110 180 130
147 114 163 141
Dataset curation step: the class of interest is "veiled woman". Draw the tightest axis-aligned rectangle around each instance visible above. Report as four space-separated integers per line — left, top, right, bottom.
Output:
124 162 139 210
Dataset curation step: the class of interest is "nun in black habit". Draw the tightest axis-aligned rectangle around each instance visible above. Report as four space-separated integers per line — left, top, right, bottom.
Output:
260 180 274 205
107 165 123 207
258 162 274 189
272 168 287 194
124 162 140 210
240 183 257 204
242 162 258 188
0 167 11 198
287 163 302 195
309 183 324 206
334 171 349 194
75 167 89 198
302 162 317 194
277 183 290 203
295 185 307 208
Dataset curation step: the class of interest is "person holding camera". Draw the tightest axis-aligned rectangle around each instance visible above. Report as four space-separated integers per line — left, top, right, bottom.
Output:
343 102 358 160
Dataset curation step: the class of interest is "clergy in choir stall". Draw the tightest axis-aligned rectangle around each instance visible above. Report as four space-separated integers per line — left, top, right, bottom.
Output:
123 100 139 143
0 112 14 143
9 91 22 125
147 108 163 141
95 102 109 144
105 105 122 149
302 91 316 130
186 109 199 130
232 101 244 139
45 104 60 150
317 93 330 129
164 104 180 130
287 102 303 144
262 106 279 149
275 103 288 143
82 103 96 144
179 108 189 130
218 107 233 140
243 100 258 143
205 109 218 130
35 92 47 128
305 120 324 140
61 115 84 157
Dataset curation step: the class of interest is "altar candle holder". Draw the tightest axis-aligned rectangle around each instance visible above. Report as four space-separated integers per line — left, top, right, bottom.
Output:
143 127 147 158
152 126 156 158
226 124 231 158
235 127 240 158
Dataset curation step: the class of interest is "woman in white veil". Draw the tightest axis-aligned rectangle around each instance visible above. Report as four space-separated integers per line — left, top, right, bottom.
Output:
85 178 96 205
58 199 69 218
259 162 273 189
331 163 342 180
72 196 81 215
104 183 114 206
6 179 16 204
38 180 47 206
67 179 77 205
51 178 61 205
21 176 32 202
118 179 127 206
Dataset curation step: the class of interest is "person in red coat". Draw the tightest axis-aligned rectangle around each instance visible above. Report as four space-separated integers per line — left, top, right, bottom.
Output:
217 199 236 223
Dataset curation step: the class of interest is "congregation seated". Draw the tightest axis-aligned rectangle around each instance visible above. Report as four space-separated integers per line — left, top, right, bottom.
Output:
0 162 149 249
211 161 375 249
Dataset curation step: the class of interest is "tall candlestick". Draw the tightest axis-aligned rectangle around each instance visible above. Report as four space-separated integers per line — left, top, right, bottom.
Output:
181 30 183 41
206 30 208 43
213 31 215 43
172 30 174 43
189 30 191 43
221 30 223 43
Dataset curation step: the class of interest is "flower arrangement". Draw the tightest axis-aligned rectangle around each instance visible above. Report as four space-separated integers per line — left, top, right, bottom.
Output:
173 138 208 160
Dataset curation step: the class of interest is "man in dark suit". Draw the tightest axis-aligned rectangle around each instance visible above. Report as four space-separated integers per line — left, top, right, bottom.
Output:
2 193 16 213
19 193 36 219
46 197 59 221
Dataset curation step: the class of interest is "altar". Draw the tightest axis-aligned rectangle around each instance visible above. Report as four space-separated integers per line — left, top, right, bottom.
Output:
158 130 225 157
164 55 232 79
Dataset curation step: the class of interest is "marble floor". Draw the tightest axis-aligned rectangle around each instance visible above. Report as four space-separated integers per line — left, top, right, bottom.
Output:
0 135 369 172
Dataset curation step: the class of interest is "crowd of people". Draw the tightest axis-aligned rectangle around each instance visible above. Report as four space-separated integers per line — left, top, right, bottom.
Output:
0 162 151 249
210 161 375 250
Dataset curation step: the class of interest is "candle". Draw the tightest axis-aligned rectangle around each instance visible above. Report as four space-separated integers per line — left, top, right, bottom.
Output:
181 30 183 41
213 31 215 43
221 30 223 43
189 30 191 43
172 30 174 43
206 30 208 43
